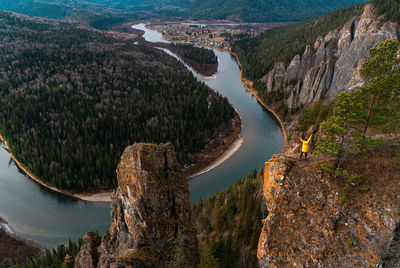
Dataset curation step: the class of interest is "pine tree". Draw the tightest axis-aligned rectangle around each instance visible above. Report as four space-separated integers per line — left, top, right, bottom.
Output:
316 91 364 167
359 39 400 145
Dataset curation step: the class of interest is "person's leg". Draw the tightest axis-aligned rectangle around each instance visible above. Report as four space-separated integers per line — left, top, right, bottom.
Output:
305 152 308 160
300 152 303 159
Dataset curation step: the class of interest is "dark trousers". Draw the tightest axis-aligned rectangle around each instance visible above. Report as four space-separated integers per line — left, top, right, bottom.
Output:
300 152 308 160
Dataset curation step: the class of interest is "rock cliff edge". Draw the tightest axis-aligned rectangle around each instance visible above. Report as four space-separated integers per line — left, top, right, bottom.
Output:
258 140 400 267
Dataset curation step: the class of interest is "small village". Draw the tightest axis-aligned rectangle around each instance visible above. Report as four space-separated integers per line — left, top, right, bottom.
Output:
147 22 280 50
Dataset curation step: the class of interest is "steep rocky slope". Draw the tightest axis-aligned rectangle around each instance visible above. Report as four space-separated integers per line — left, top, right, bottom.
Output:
258 139 400 267
0 218 42 266
75 143 198 267
262 3 398 110
255 4 400 266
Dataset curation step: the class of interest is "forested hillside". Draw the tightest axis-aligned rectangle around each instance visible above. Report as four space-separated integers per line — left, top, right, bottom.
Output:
174 0 366 22
0 0 366 23
372 0 400 22
0 12 234 191
87 0 366 22
0 0 70 19
0 0 142 28
192 169 264 267
232 3 365 80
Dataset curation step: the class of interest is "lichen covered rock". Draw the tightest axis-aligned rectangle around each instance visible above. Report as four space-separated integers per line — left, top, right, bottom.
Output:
75 143 198 268
75 232 99 268
257 140 400 267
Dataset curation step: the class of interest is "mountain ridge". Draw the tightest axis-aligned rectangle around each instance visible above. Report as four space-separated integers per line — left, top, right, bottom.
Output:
0 0 367 23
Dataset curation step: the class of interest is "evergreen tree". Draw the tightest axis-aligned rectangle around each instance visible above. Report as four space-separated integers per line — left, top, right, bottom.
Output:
316 91 364 167
192 170 264 268
359 39 400 144
317 39 400 162
169 233 189 268
198 245 219 268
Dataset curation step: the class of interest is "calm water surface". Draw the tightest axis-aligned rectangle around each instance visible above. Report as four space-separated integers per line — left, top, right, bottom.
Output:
0 23 283 249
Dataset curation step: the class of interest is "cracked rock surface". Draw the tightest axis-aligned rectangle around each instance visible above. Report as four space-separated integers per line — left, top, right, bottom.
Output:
75 143 198 268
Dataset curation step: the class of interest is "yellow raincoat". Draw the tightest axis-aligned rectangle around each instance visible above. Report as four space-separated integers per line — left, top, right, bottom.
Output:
300 135 312 153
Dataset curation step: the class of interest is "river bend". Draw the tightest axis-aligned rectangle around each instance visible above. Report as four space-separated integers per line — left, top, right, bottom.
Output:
0 23 284 249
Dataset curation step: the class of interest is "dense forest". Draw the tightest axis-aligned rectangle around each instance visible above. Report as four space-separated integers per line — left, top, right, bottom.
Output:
0 0 366 23
169 43 218 76
82 0 366 22
191 169 264 267
0 12 234 191
0 0 71 19
172 0 366 22
232 3 365 80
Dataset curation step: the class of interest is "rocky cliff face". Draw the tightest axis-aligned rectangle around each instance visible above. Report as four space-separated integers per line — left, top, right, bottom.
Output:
75 143 198 268
257 139 400 267
262 3 399 109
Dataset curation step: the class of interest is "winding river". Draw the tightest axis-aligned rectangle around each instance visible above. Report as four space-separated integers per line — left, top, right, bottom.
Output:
0 23 284 249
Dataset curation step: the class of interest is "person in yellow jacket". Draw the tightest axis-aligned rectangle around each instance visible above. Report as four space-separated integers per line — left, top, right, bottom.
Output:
300 135 312 160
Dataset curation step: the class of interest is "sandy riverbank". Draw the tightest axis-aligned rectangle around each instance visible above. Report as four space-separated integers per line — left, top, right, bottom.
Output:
190 135 244 178
0 120 242 203
79 128 243 201
0 134 71 197
78 192 111 202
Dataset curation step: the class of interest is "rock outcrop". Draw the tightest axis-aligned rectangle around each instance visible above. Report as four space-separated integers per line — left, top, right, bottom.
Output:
75 232 99 268
261 3 399 109
75 143 198 268
257 139 400 267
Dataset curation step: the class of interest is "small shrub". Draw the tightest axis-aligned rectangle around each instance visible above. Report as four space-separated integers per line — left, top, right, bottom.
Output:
360 185 370 192
346 235 354 247
318 163 334 173
336 168 363 202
